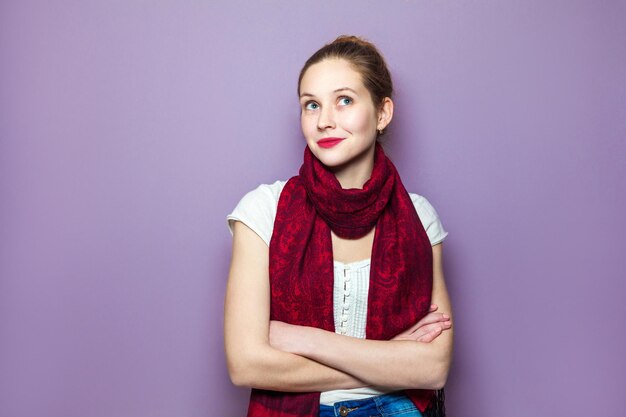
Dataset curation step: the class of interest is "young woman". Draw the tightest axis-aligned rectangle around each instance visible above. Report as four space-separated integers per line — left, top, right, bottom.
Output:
225 36 453 417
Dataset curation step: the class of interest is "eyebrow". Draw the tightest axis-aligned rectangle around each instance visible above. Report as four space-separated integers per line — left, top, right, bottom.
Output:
299 87 359 99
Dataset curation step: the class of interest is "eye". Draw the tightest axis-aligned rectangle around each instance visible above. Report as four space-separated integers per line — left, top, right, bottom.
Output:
338 96 353 106
304 101 319 111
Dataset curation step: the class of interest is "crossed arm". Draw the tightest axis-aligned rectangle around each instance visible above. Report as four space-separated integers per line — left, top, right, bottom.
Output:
224 220 453 392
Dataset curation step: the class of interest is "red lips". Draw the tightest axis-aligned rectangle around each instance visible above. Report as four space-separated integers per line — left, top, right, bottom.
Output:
317 137 345 148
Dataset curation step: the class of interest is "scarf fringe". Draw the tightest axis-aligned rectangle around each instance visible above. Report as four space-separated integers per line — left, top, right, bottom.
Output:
422 388 446 417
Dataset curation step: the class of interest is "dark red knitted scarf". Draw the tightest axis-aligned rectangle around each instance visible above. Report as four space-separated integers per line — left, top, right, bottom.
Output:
247 143 437 416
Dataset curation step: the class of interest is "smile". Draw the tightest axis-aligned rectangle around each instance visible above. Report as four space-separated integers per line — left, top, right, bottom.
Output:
317 137 345 148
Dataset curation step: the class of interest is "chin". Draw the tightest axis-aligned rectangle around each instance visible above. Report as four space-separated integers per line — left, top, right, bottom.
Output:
309 148 350 168
311 142 375 169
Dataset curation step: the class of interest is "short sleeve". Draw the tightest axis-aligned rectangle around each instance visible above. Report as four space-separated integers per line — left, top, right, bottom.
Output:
226 180 287 246
409 193 449 246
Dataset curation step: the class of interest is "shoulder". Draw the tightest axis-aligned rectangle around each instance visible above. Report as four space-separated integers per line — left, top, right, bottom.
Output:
408 192 449 246
237 180 288 205
225 180 288 246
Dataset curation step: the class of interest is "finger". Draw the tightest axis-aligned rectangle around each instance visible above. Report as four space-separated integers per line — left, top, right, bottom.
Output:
420 313 448 325
411 323 444 340
406 313 448 334
416 326 443 343
415 312 451 329
414 319 453 339
396 310 450 338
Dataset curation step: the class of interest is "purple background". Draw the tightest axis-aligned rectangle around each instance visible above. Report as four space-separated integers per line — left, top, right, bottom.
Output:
1 1 624 416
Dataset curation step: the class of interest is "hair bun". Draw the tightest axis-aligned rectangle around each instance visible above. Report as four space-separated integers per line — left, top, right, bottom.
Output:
331 35 371 47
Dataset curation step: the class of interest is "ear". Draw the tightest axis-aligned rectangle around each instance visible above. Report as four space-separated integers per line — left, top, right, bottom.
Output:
376 97 394 131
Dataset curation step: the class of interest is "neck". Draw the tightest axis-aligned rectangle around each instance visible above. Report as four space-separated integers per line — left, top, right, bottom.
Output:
331 144 376 189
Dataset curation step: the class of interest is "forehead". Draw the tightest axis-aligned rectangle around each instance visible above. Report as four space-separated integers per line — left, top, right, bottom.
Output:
300 58 367 95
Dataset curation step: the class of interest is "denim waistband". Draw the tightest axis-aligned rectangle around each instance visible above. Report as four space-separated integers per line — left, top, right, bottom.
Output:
318 392 422 417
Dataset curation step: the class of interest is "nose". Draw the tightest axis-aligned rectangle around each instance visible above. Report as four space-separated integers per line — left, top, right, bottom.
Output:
317 106 336 131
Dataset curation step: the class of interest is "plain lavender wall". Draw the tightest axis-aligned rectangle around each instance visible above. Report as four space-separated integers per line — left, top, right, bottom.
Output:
1 1 624 416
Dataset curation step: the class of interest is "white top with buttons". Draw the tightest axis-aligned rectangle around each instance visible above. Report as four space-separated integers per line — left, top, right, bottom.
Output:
333 258 370 338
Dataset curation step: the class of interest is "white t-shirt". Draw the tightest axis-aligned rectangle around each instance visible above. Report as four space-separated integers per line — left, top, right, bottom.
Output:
226 179 448 405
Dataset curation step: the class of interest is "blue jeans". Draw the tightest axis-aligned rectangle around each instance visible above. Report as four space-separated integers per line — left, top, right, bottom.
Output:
319 392 423 417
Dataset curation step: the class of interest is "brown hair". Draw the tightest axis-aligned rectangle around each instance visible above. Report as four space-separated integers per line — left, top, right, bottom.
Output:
298 35 394 112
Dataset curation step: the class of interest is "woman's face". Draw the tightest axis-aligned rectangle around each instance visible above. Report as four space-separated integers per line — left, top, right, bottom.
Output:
299 58 388 170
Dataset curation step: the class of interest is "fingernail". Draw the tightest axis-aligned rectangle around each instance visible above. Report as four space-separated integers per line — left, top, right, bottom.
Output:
443 314 449 319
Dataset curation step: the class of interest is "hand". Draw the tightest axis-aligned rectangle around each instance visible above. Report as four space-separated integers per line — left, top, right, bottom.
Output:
392 304 452 343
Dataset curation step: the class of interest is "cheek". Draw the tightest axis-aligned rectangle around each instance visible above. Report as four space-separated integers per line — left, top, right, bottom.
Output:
301 116 319 144
342 109 376 133
300 115 312 136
